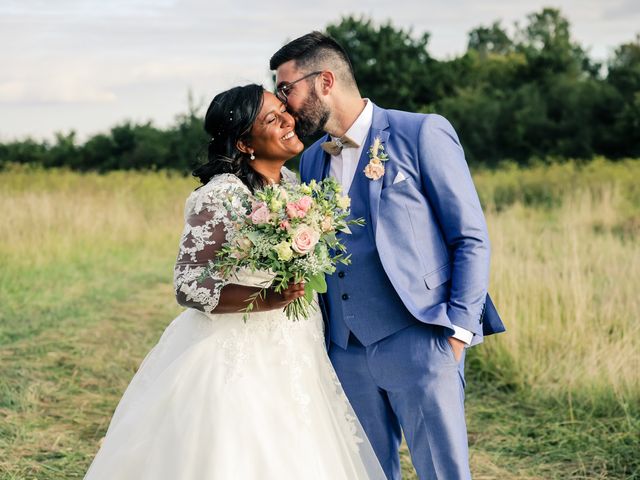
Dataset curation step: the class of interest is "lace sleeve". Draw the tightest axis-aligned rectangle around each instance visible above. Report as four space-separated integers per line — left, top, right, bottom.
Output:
173 174 249 313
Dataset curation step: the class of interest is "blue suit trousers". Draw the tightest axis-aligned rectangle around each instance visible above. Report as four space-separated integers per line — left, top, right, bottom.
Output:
329 323 471 480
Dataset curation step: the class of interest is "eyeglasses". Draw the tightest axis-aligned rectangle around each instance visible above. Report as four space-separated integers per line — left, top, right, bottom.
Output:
275 71 323 104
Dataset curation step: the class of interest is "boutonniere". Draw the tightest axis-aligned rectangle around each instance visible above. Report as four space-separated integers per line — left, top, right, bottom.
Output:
364 136 389 181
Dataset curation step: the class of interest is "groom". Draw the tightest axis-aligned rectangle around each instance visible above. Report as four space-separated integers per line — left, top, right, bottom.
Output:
270 32 504 479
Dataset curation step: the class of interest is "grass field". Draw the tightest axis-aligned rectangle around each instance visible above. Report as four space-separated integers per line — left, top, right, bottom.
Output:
1 159 638 479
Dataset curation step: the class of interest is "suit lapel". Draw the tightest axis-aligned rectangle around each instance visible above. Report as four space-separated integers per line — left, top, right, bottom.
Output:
347 129 375 198
309 134 331 182
366 105 390 234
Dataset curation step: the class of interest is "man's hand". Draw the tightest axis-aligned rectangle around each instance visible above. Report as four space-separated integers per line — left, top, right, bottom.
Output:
447 336 466 363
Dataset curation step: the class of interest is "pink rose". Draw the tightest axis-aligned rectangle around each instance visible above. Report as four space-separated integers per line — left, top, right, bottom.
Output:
291 225 320 255
285 196 314 219
249 202 271 225
279 220 291 231
286 202 298 218
297 195 313 212
286 202 306 219
364 162 385 181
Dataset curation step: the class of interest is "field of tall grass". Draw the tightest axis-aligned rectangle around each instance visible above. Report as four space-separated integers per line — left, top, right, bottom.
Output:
1 159 638 479
476 159 640 404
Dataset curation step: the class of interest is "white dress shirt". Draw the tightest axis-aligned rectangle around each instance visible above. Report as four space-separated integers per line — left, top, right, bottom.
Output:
326 99 474 346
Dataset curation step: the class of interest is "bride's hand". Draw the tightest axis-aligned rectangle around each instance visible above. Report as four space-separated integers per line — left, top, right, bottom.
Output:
265 282 306 310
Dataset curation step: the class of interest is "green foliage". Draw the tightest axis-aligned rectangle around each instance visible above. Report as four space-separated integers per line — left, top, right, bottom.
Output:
0 92 208 174
468 21 514 56
326 16 439 111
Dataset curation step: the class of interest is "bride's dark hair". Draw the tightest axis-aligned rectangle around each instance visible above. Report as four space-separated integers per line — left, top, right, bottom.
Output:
193 84 266 192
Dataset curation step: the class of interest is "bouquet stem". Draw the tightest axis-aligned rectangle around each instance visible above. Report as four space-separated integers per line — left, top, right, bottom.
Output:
284 297 316 321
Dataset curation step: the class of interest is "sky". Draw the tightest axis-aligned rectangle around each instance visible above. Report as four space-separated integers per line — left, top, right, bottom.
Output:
1 0 638 142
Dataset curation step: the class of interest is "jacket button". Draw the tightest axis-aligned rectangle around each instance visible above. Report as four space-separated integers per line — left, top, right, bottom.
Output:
338 271 345 278
342 294 349 300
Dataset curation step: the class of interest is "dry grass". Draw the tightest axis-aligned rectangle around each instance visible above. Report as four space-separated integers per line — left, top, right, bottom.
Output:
486 195 639 399
475 162 640 406
0 165 195 265
1 160 638 479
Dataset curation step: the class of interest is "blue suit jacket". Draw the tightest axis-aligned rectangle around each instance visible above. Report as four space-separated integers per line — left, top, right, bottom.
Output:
300 104 505 345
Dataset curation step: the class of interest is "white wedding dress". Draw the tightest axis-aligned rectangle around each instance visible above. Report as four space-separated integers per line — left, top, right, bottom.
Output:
84 170 385 480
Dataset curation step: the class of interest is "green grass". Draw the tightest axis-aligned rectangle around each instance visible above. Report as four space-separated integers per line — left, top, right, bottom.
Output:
1 160 638 479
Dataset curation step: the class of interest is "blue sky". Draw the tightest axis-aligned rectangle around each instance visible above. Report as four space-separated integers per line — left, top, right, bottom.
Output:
1 0 638 141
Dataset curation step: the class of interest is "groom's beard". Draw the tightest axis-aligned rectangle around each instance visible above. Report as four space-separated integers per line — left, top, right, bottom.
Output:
293 89 330 139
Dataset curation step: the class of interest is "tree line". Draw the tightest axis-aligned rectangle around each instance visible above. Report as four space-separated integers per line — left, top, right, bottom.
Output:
1 8 638 172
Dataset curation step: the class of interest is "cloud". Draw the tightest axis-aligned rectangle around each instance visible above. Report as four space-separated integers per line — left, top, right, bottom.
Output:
0 0 176 17
604 0 640 19
0 80 117 104
0 81 25 101
0 58 118 104
1 0 639 140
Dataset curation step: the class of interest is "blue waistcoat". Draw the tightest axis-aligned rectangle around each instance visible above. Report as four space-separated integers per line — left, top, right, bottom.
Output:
324 151 417 349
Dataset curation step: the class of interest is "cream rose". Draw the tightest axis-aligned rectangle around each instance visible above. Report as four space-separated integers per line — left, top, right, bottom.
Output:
269 197 283 212
273 241 293 261
291 225 320 255
320 215 333 232
337 196 351 209
364 162 385 180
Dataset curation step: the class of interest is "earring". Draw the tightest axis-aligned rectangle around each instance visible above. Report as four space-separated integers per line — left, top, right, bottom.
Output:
250 152 255 160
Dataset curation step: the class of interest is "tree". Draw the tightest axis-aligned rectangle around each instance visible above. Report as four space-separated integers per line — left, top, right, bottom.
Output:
606 36 640 157
166 90 209 173
326 16 439 111
514 8 589 79
468 22 514 56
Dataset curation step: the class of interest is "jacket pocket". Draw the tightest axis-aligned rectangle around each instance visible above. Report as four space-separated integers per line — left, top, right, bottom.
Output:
423 263 451 290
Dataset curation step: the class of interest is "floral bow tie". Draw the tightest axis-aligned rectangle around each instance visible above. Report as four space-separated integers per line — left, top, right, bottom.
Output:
321 135 360 156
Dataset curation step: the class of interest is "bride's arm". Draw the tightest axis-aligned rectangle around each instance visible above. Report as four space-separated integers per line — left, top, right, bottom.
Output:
173 180 303 314
208 283 305 314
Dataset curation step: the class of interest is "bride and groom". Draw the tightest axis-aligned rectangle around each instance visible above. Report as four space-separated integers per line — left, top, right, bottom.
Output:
84 31 504 480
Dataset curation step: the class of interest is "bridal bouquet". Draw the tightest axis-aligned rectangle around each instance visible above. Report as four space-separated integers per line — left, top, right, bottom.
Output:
206 177 364 320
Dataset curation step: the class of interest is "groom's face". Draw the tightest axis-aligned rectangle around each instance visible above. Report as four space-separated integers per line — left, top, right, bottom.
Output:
276 61 330 138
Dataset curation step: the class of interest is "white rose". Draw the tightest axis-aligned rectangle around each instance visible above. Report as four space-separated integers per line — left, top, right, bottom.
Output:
291 225 321 255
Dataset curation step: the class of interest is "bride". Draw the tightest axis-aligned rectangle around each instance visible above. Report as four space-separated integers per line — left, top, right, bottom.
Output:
84 84 385 479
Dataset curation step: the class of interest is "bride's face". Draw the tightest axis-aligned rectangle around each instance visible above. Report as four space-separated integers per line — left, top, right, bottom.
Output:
248 91 304 161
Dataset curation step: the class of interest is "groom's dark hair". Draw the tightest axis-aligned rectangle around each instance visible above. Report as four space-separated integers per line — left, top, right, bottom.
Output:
270 31 358 90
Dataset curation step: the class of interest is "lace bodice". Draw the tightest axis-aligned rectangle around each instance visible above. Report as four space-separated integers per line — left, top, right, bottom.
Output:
173 168 298 313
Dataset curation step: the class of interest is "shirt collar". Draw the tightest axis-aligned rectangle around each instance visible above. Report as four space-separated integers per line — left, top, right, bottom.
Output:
331 98 373 147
